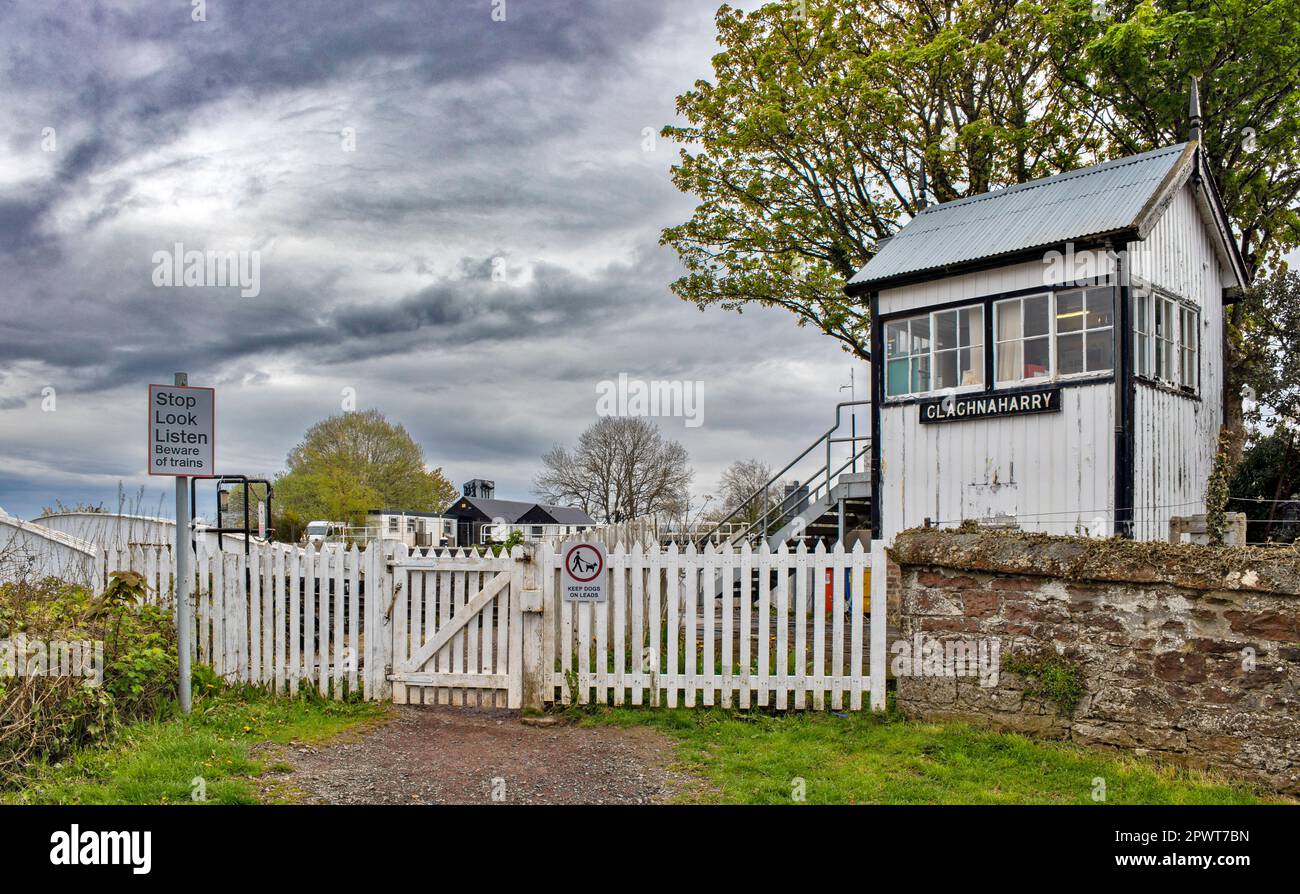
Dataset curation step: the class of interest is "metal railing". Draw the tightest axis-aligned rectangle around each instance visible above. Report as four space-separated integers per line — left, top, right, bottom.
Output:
478 522 595 544
696 400 871 547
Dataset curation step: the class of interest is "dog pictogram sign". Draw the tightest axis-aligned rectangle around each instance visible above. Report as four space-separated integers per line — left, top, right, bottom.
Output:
561 541 607 603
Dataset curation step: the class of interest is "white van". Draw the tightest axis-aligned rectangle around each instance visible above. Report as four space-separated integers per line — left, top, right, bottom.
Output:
304 520 345 546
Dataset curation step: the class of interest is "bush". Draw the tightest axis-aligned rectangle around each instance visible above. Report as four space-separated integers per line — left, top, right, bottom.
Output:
0 572 178 786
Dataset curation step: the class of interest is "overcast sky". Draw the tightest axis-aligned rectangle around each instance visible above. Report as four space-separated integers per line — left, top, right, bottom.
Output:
0 0 869 521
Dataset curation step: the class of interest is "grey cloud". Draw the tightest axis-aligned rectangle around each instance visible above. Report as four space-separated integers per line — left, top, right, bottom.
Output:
0 1 868 524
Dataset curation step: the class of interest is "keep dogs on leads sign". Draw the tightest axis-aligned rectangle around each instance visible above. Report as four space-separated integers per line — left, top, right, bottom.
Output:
561 540 607 603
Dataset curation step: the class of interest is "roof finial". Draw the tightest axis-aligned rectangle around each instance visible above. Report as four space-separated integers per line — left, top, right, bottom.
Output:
917 162 928 212
1189 76 1202 144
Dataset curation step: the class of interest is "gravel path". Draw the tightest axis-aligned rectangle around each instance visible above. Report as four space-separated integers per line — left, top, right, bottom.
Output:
272 705 686 805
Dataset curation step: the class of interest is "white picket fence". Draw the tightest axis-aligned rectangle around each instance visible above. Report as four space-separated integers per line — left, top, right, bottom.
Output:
99 538 888 711
103 540 388 700
541 541 887 711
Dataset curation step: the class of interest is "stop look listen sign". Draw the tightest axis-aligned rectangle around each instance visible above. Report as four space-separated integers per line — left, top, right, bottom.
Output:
561 540 607 603
148 383 215 477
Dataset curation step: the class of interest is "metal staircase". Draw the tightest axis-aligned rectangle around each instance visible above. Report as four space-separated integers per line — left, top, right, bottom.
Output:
697 400 872 552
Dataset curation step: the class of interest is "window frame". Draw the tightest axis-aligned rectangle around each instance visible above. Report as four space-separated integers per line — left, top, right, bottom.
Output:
1133 285 1200 395
1132 288 1153 379
883 304 986 399
1180 304 1200 393
877 281 1122 405
991 289 1115 388
1053 286 1115 379
993 292 1054 387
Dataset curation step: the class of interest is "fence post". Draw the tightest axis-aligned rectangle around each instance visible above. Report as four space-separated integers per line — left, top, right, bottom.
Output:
517 544 545 712
385 543 405 703
869 539 888 712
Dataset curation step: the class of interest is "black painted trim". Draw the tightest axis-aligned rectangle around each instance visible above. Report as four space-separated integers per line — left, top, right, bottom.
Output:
873 276 1113 325
1115 260 1135 539
877 278 1119 406
869 291 884 541
843 234 1137 296
878 374 1114 410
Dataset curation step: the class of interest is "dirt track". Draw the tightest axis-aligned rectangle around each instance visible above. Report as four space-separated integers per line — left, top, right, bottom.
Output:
273 705 686 805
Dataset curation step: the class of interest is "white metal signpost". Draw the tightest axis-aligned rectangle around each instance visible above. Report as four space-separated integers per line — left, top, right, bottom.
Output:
560 540 607 603
148 376 215 713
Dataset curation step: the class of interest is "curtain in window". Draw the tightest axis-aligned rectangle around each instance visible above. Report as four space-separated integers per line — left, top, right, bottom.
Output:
996 301 1022 382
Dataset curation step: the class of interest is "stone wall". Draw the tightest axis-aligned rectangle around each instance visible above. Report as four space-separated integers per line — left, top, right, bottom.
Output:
890 529 1300 795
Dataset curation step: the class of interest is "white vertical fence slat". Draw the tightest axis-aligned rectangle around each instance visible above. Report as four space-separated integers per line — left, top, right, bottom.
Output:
701 543 715 708
850 540 866 711
775 543 789 711
391 545 409 705
720 543 734 709
813 542 827 710
289 546 302 697
684 543 698 708
630 542 645 707
665 544 679 709
348 545 360 696
738 542 752 710
831 542 846 710
869 539 889 712
790 540 800 706
612 546 626 706
647 543 661 707
249 547 261 683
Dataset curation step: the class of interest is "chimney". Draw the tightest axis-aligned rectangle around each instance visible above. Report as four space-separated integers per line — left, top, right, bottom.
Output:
1188 76 1203 144
462 479 495 499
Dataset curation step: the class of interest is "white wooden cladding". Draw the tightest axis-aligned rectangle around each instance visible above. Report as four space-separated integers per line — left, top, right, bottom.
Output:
541 541 888 712
103 540 384 701
1128 184 1223 541
388 545 522 708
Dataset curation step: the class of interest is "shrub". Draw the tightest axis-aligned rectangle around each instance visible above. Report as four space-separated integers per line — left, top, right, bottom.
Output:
0 572 178 786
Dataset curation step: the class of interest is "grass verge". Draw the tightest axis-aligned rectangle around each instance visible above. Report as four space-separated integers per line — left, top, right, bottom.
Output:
575 706 1276 805
2 688 384 805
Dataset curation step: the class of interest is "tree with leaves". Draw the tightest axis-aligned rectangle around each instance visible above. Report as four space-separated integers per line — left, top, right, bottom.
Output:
662 0 1099 360
273 410 455 530
663 0 1300 452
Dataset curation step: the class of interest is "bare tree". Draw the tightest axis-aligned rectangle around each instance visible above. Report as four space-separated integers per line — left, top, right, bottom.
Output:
716 459 780 527
535 417 693 523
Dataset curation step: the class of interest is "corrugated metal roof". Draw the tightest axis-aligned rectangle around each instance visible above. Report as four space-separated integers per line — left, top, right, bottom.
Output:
847 143 1192 289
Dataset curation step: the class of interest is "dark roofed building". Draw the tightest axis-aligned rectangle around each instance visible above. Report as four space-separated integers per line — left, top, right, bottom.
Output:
522 504 596 526
444 495 595 545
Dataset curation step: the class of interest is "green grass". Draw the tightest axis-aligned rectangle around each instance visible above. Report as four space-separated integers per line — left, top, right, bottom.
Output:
3 689 384 805
577 706 1275 805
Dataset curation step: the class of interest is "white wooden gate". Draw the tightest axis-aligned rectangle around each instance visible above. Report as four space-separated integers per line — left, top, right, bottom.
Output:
541 540 887 711
389 547 522 708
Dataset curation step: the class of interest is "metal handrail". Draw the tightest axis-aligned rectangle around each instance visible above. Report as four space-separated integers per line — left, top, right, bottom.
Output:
696 400 871 546
725 442 871 546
